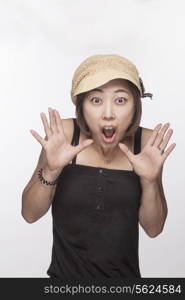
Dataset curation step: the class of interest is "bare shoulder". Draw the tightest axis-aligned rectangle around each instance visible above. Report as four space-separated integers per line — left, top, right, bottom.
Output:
141 126 154 150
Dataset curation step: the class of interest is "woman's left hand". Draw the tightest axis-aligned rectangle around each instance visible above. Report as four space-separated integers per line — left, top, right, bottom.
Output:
118 123 176 183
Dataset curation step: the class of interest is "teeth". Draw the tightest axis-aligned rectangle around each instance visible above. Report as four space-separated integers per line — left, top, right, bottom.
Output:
103 127 114 130
102 127 115 138
102 127 115 134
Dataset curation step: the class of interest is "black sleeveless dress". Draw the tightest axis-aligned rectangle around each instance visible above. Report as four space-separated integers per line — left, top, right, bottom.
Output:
47 118 142 279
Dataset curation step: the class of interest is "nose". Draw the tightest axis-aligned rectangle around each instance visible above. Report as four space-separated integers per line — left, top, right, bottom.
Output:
102 102 115 120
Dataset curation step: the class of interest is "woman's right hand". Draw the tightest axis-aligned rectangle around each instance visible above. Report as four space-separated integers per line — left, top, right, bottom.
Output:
30 108 94 174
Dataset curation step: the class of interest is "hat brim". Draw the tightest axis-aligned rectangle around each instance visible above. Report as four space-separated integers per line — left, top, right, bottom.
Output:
72 70 142 104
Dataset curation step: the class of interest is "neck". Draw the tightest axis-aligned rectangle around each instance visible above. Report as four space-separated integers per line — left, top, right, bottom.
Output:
91 136 131 164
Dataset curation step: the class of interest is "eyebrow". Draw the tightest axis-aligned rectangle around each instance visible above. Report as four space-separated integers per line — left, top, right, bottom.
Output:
90 88 130 95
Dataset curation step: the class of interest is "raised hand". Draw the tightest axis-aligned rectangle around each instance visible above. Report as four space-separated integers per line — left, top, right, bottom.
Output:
30 108 94 172
118 123 176 182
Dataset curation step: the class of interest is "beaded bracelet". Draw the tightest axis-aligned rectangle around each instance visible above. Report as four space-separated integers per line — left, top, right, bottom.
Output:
38 168 58 186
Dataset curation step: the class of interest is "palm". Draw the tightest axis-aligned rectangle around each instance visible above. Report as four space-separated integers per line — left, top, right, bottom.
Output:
119 123 176 182
44 134 90 170
30 108 93 171
131 146 165 181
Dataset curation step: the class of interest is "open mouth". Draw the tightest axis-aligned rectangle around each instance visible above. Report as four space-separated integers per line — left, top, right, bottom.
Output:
101 126 117 143
102 127 116 138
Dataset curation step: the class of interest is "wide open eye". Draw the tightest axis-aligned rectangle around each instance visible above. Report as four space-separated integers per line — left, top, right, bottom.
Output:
90 97 101 103
116 97 127 104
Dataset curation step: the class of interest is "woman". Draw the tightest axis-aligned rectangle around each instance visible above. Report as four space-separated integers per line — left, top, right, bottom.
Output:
22 54 176 279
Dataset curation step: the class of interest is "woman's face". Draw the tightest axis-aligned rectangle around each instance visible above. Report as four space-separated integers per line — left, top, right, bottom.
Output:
83 78 135 147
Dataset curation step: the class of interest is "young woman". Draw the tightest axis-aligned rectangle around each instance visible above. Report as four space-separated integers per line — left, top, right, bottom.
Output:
21 54 176 279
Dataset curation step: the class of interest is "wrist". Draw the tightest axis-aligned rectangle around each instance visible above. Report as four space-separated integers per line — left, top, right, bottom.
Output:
43 166 63 181
140 177 158 188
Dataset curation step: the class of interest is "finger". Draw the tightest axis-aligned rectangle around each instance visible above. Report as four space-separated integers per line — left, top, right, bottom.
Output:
54 110 65 137
162 143 176 162
147 123 163 146
158 129 173 151
30 129 46 147
48 107 58 134
153 123 170 147
40 112 52 138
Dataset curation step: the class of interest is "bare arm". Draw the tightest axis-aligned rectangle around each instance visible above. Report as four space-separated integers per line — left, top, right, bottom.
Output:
119 124 175 238
21 146 63 223
139 167 168 238
21 109 93 223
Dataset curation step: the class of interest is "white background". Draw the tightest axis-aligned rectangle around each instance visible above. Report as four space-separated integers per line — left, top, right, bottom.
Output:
0 0 184 277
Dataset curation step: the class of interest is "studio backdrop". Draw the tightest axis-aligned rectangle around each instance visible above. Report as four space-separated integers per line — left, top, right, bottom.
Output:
0 0 184 277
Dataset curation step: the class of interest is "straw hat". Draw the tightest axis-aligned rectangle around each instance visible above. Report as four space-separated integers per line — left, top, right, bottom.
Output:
71 54 152 105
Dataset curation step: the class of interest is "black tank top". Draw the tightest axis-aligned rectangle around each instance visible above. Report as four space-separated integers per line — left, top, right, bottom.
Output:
47 118 142 280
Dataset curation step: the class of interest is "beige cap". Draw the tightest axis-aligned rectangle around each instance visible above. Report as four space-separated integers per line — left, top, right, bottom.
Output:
71 54 152 105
